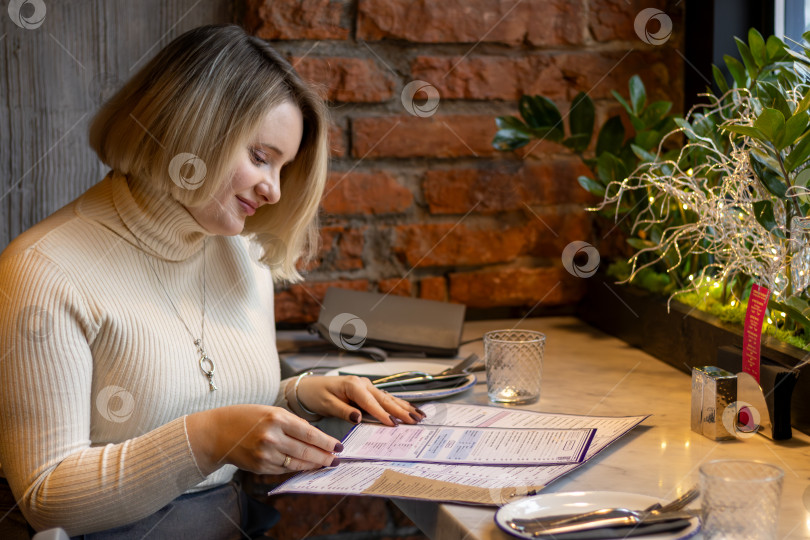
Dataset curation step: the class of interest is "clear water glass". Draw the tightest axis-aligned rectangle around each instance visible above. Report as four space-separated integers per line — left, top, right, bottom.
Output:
700 459 784 540
483 329 545 404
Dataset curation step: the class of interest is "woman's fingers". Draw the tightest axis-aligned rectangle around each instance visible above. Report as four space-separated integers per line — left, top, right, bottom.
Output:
344 378 423 426
272 414 342 469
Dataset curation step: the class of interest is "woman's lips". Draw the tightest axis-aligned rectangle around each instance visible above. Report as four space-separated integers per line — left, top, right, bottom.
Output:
236 196 256 216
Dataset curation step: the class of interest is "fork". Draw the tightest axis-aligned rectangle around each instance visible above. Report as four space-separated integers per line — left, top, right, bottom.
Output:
508 487 699 532
370 353 479 385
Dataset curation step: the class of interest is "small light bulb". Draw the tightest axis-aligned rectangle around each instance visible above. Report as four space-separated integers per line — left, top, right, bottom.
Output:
648 196 655 203
683 204 688 210
731 300 737 306
688 274 694 281
767 317 773 324
781 312 786 317
687 168 694 176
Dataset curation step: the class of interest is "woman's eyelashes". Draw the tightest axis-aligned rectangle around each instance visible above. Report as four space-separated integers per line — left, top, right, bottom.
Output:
249 148 269 166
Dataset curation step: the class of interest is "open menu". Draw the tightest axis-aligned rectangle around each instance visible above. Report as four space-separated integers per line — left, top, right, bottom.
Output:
270 403 648 505
340 424 595 465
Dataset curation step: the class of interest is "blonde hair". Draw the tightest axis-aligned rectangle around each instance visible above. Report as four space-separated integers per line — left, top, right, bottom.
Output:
89 24 328 283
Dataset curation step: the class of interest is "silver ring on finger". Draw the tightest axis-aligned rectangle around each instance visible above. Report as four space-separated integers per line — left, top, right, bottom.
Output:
282 455 292 469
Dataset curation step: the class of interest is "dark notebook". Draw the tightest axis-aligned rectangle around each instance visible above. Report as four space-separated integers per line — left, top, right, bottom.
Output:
313 288 466 357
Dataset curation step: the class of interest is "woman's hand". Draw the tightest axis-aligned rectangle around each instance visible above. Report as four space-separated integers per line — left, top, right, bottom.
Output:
292 375 426 427
186 404 342 476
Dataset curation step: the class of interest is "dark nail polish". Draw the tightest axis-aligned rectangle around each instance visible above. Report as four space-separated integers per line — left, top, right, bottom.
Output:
389 414 401 425
349 411 361 423
330 457 340 467
334 442 344 453
415 408 426 418
409 412 420 422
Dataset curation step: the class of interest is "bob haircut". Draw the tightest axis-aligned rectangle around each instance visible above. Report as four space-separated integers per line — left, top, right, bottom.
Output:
89 24 328 284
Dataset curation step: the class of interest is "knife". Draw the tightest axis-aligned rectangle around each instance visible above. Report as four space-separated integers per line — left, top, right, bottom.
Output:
374 373 471 389
509 511 693 539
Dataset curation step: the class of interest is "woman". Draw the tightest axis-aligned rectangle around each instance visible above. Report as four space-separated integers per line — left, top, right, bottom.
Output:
0 24 424 538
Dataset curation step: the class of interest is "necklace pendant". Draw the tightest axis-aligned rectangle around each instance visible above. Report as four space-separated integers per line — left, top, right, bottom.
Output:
199 354 217 391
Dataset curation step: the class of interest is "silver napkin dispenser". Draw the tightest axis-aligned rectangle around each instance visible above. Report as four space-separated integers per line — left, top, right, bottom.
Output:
691 366 737 440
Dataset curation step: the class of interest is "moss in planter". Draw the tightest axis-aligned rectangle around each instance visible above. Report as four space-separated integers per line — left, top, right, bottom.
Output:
606 260 810 351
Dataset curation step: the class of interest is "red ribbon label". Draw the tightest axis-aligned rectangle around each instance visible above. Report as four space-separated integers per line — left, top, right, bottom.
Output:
742 284 770 383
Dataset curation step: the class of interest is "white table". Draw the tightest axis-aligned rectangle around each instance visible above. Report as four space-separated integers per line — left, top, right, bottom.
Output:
389 317 810 540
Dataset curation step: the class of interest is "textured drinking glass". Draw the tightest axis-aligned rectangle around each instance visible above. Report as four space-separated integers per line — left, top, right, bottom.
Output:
700 460 784 540
483 329 545 404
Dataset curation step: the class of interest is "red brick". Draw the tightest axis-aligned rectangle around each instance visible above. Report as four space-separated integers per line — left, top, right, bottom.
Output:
449 267 585 307
274 280 369 323
411 55 564 101
423 159 595 215
352 115 503 158
523 210 595 257
293 57 396 102
357 0 584 46
322 171 413 215
392 223 529 268
411 50 680 103
419 276 448 301
378 277 412 296
553 50 682 104
245 0 350 40
589 0 681 43
329 122 347 158
314 226 365 271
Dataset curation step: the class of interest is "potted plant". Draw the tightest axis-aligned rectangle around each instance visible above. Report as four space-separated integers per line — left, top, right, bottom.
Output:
493 29 810 433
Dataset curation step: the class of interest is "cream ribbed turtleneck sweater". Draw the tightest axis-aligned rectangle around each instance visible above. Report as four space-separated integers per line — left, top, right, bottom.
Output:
0 171 286 534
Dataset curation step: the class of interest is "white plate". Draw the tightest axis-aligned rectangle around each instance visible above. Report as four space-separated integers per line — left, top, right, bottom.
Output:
495 491 700 540
325 361 476 402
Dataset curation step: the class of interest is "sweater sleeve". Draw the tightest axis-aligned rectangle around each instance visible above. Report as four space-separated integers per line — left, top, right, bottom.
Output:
0 250 206 534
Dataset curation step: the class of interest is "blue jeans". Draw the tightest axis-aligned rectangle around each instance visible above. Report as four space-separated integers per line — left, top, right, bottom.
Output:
0 477 279 539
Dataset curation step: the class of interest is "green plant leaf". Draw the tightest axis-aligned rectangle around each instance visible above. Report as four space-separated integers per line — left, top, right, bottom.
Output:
611 90 633 117
720 124 767 139
626 238 654 250
595 116 625 157
724 55 747 87
748 28 767 67
519 95 562 130
634 129 661 151
492 116 532 150
629 75 646 115
771 298 810 333
712 65 730 95
577 175 605 197
785 131 810 172
562 133 591 153
569 92 595 141
766 35 789 62
752 200 786 237
640 101 672 128
596 152 628 184
777 111 809 150
756 81 792 118
796 91 810 115
735 37 758 79
749 151 787 198
529 126 565 143
631 143 657 163
754 108 786 142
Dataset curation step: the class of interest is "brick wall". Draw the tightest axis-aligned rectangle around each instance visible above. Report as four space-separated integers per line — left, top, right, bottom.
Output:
243 0 684 324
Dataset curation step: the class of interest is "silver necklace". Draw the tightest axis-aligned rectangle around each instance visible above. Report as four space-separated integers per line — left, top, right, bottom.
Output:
138 238 217 391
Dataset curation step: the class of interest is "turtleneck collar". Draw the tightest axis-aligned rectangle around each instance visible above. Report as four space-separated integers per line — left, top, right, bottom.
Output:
83 171 211 261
